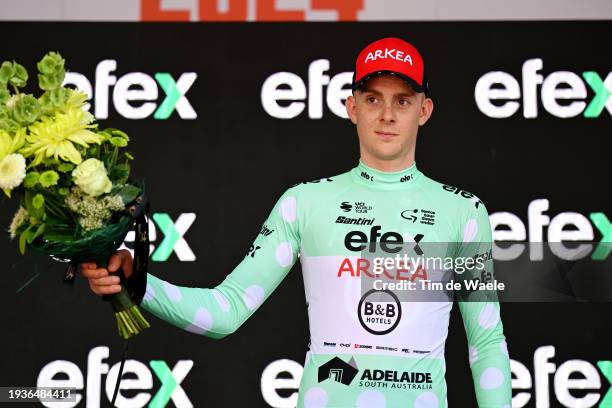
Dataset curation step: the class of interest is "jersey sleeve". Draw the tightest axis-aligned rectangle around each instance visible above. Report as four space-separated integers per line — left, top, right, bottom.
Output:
455 201 512 407
139 187 302 339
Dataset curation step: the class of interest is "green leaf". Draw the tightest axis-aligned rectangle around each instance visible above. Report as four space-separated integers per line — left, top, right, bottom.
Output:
124 152 134 160
0 61 14 84
31 223 46 242
117 185 141 204
104 146 118 172
110 163 130 185
0 87 9 104
18 229 28 254
57 163 75 173
43 228 75 242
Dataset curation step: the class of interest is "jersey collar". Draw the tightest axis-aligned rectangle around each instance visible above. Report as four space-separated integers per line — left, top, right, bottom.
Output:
350 160 422 189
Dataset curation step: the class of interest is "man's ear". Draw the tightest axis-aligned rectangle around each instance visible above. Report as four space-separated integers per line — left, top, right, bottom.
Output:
419 97 434 126
346 94 358 125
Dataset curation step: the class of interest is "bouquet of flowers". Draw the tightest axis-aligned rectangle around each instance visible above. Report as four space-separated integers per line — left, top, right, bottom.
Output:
0 51 149 339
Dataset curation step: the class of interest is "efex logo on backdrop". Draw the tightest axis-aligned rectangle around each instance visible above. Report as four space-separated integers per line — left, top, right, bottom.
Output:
475 58 611 119
63 60 197 120
490 199 611 261
37 346 193 407
120 212 196 262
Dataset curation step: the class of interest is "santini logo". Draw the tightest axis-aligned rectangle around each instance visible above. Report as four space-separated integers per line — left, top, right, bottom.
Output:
475 58 611 119
63 60 197 120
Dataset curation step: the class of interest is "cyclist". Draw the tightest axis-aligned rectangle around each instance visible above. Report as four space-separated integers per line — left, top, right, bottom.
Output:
82 37 511 407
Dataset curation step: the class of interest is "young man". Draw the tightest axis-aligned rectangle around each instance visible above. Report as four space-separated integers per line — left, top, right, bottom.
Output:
82 37 511 407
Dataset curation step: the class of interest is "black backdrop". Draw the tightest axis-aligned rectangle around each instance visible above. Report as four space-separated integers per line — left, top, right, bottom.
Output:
0 22 610 407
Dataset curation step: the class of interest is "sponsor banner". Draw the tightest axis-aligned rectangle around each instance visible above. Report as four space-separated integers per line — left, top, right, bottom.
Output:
2 0 612 22
0 22 610 407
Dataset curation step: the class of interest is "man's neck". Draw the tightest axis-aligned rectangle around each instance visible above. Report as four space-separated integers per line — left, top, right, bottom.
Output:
360 154 415 172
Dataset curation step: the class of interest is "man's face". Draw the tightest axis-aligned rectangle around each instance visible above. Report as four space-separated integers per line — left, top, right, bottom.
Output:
346 74 433 164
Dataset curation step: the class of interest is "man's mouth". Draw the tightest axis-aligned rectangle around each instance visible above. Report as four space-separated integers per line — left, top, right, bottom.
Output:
375 131 398 140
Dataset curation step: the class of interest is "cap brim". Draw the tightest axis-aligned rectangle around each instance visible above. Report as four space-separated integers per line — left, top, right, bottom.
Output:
352 70 425 94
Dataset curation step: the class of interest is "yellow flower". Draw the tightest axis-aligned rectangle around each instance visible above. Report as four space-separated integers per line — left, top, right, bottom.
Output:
0 128 26 160
0 153 26 197
21 107 103 165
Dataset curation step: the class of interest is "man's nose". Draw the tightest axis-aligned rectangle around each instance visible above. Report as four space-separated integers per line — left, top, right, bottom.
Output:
380 104 395 122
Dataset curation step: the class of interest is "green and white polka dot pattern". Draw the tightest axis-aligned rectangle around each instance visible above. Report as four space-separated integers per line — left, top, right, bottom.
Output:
142 161 512 407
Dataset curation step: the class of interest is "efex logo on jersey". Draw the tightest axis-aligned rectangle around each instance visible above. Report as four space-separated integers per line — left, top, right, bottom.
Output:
475 58 611 119
344 226 424 254
442 185 483 209
63 60 197 120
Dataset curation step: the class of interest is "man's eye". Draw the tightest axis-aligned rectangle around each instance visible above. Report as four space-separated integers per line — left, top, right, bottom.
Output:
399 99 409 106
367 96 377 103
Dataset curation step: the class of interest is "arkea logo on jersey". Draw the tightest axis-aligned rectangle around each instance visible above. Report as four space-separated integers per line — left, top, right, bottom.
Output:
64 60 197 120
475 58 611 119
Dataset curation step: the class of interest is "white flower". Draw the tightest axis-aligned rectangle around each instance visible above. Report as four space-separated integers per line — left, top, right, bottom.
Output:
0 153 27 193
71 158 112 197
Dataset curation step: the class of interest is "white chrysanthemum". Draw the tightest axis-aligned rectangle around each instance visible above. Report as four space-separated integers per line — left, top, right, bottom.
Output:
0 153 27 190
9 207 29 239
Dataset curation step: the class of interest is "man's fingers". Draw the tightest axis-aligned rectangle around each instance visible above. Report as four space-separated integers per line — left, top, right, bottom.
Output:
81 262 97 270
91 276 121 287
108 254 122 273
81 267 109 279
89 281 121 295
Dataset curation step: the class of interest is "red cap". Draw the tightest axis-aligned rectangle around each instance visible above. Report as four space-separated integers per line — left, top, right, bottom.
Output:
352 37 428 95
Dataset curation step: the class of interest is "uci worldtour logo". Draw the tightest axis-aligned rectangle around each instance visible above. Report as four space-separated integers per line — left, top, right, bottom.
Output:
120 212 196 262
475 58 611 119
63 60 197 120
